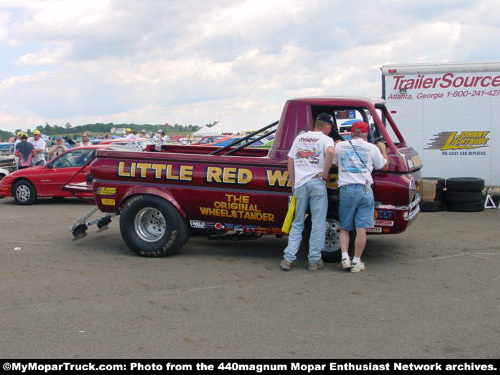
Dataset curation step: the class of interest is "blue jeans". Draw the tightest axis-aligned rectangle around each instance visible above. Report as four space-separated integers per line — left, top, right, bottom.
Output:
284 178 328 263
339 184 375 230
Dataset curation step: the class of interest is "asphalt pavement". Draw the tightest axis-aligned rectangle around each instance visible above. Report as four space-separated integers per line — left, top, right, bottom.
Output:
0 197 498 359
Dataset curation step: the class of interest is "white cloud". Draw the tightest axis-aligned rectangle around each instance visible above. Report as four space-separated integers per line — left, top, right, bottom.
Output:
0 0 499 132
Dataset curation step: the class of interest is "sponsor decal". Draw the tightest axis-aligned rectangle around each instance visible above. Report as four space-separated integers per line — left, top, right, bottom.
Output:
101 198 115 206
375 209 394 220
426 131 490 156
189 220 206 229
426 131 490 151
97 187 117 196
366 227 382 233
374 220 394 227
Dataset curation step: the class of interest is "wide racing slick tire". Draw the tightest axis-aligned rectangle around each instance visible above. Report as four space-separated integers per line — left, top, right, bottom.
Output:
446 177 484 192
12 179 37 205
120 194 189 257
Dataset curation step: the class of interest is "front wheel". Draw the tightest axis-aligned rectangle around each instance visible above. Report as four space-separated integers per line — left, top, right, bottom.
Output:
13 180 37 205
120 195 189 257
321 218 342 262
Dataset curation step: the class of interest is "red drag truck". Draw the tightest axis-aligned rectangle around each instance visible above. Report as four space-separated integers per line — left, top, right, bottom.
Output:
68 97 422 258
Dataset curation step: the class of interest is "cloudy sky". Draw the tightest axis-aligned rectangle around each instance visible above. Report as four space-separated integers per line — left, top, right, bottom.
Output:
1 0 499 132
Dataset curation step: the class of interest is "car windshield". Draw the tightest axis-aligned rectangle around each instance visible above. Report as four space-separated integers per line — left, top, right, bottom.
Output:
52 149 95 168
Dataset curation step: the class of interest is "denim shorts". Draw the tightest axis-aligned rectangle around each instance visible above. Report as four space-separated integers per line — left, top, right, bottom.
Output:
339 184 375 231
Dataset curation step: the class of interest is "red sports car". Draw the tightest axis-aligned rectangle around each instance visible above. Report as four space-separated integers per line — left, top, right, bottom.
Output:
0 145 128 205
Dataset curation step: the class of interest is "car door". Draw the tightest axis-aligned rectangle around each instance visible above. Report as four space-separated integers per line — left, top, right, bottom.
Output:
37 148 96 196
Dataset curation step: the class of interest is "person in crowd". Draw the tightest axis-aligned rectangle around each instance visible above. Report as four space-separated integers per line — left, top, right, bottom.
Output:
161 131 170 145
152 132 162 144
15 133 35 169
29 130 47 165
280 113 335 271
48 137 67 159
79 132 92 146
14 131 23 148
140 129 150 139
104 133 112 139
333 121 388 273
125 128 137 140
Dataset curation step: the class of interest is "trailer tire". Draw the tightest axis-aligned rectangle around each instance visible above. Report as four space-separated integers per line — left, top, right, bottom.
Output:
444 190 483 203
446 200 485 212
13 179 37 205
120 195 189 257
446 177 484 191
419 200 445 212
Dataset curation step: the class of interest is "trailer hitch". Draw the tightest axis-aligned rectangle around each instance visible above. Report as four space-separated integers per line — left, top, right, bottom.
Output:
70 206 117 240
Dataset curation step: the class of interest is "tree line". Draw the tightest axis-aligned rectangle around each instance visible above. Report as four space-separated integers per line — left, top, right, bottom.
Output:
0 122 217 142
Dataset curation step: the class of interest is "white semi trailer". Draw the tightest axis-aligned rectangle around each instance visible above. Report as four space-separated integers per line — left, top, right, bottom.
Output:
381 62 500 186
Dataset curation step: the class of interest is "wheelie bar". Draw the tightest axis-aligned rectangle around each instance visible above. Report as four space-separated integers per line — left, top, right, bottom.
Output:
70 205 117 240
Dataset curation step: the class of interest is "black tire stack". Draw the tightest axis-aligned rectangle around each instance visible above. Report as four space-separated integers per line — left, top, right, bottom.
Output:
444 177 485 212
419 177 445 212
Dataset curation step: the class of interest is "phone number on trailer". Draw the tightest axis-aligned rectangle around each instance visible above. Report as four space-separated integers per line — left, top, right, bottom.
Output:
446 89 500 97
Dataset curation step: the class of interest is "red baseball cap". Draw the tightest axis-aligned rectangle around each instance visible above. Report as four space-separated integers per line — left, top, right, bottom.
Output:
351 121 369 134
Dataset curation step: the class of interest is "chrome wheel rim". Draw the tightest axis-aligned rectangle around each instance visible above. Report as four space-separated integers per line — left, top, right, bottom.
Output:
323 218 341 252
134 207 166 242
16 185 31 202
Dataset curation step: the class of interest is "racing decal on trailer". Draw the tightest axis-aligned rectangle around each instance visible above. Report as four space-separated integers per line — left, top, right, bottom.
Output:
426 131 490 156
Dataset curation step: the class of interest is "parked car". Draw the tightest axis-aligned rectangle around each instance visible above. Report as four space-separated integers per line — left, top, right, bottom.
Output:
92 138 154 150
0 144 139 205
0 143 15 157
0 155 16 180
190 135 226 145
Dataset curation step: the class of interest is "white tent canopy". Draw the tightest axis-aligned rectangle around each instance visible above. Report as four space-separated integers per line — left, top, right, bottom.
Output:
193 125 218 137
208 112 278 135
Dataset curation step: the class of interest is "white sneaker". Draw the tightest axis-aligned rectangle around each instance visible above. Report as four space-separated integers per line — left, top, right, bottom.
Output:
341 257 352 270
351 261 366 273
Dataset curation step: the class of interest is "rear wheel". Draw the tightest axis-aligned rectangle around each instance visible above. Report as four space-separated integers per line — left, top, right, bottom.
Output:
120 195 189 257
13 180 37 205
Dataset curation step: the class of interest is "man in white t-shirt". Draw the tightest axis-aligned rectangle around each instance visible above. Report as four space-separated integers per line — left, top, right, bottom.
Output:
280 113 335 271
161 131 170 145
334 121 388 273
29 130 47 165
